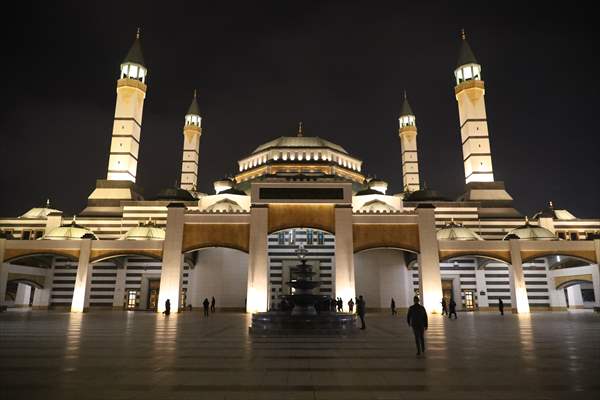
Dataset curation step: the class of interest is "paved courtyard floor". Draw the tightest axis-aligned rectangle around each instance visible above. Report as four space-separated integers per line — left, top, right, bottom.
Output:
1 310 599 399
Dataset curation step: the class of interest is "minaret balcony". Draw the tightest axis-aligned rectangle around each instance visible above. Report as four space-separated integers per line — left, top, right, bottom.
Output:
117 78 147 93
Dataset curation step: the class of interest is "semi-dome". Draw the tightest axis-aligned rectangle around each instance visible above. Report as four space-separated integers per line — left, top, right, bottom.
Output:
121 220 165 240
43 220 97 240
20 200 61 219
437 220 483 241
252 136 348 155
503 218 556 241
153 187 197 201
205 198 245 213
404 188 450 202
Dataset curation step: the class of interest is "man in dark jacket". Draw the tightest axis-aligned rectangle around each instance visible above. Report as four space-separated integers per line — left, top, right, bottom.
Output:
164 299 171 316
449 298 457 319
407 296 428 356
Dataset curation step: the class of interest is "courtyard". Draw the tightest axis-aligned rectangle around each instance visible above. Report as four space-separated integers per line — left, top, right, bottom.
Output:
1 310 599 399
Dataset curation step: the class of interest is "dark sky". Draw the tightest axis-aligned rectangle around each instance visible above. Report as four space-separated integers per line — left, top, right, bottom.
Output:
1 1 599 218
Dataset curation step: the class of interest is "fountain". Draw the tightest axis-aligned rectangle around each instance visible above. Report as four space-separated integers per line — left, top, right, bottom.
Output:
250 243 357 335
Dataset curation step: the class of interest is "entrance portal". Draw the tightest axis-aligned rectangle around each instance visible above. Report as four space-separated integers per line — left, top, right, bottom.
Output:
147 279 160 311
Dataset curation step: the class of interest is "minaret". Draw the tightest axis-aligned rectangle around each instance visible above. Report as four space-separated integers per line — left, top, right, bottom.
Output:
398 91 420 192
106 29 148 182
454 29 494 184
180 90 202 191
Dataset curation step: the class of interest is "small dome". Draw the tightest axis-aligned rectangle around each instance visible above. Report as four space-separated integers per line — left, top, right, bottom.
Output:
43 220 97 240
503 218 556 241
20 199 61 219
214 178 234 194
205 198 244 213
437 220 483 241
121 220 165 240
368 179 388 195
252 136 348 155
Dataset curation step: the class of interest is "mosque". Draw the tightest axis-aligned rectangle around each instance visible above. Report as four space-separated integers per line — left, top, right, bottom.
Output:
1 31 599 316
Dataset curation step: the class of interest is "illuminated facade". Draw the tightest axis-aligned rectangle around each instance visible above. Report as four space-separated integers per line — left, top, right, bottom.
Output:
1 32 599 316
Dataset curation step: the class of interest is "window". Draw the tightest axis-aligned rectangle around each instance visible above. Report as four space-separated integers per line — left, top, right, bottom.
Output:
127 290 137 309
317 231 324 245
557 231 566 240
278 232 285 245
34 230 44 239
570 232 578 241
306 229 313 245
21 230 31 240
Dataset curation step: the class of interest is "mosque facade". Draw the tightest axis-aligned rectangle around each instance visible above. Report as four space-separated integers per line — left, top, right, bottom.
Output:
1 32 599 315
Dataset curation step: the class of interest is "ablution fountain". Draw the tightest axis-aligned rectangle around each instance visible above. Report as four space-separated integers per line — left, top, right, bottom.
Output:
250 244 356 335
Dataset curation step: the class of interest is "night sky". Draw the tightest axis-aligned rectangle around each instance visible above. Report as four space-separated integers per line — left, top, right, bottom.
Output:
1 1 599 218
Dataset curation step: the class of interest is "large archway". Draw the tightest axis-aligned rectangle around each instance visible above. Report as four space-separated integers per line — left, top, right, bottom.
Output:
353 247 415 312
185 247 249 311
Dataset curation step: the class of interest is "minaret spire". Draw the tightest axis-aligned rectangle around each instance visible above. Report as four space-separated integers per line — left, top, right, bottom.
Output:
136 27 141 39
105 29 148 182
180 91 203 191
297 121 303 137
461 28 466 40
398 91 420 192
453 32 494 184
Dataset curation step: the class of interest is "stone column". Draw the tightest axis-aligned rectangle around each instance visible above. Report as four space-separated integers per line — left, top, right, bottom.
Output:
594 240 600 312
14 283 32 307
508 240 530 313
246 205 269 313
334 205 356 311
32 260 55 310
416 204 443 314
475 264 489 309
158 203 186 313
0 239 7 308
566 285 584 309
71 239 93 312
113 262 127 310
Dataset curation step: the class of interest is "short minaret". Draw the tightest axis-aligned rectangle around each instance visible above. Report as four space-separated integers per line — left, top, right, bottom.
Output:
398 91 420 192
180 90 202 191
454 30 494 184
106 29 148 182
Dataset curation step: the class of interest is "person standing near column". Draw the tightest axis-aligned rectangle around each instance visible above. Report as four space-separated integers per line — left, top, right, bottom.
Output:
164 299 171 316
348 298 354 313
203 298 210 316
498 298 504 316
391 298 397 315
407 296 428 356
357 295 366 330
441 297 448 316
211 296 216 313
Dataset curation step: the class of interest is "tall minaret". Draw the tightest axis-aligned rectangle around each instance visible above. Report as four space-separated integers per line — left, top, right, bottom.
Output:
180 91 202 191
398 91 420 192
454 30 494 184
106 29 148 182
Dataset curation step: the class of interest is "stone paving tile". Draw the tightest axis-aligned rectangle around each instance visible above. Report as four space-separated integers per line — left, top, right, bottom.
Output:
1 310 600 399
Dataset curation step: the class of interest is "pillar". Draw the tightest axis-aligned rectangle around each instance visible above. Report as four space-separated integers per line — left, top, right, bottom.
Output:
547 269 567 311
508 240 530 313
566 285 584 309
417 204 443 314
32 260 55 310
594 239 600 312
475 264 489 309
14 283 32 307
157 203 186 313
334 205 356 311
113 263 127 310
246 205 269 313
71 239 93 312
0 239 7 308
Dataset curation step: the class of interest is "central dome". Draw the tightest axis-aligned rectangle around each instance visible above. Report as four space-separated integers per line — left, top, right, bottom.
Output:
252 136 348 155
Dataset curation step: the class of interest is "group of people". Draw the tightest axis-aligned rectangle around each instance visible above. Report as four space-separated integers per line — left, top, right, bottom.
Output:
163 296 216 316
440 298 458 319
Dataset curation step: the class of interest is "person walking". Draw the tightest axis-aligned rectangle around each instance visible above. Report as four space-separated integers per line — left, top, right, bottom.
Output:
357 295 366 330
348 298 354 313
498 298 504 316
211 296 216 313
337 297 343 312
441 298 448 316
449 298 457 319
407 296 428 356
202 298 210 316
391 298 397 315
164 299 171 316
